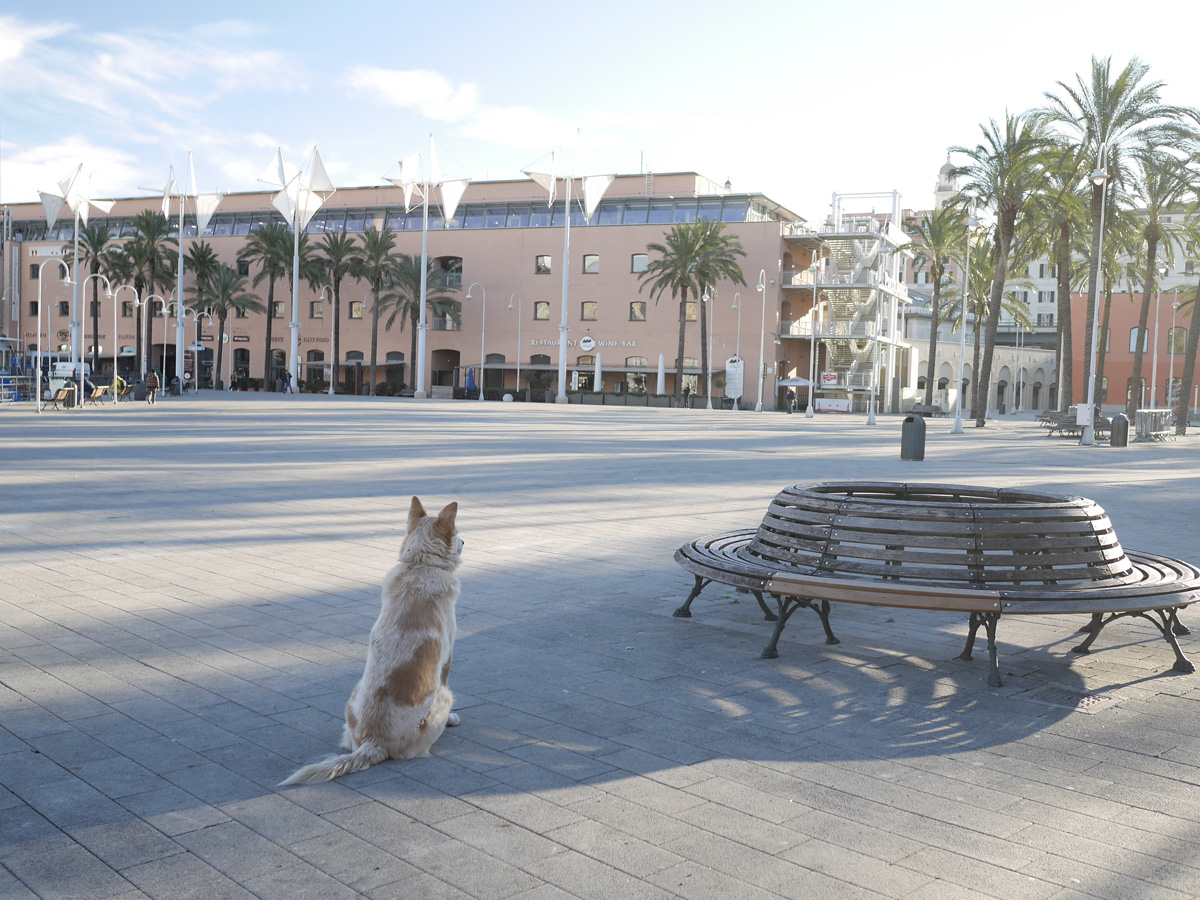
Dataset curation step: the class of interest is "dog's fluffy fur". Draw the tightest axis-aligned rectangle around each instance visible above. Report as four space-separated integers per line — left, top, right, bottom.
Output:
282 497 462 785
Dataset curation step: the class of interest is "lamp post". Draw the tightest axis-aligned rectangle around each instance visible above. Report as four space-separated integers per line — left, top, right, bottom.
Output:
507 293 521 396
1081 142 1110 446
1170 296 1180 409
79 273 114 403
317 285 335 395
952 210 977 435
157 297 176 389
137 294 168 380
112 285 137 404
466 282 486 401
806 257 820 418
755 269 767 412
703 288 714 409
732 292 742 359
1151 265 1168 407
35 259 72 413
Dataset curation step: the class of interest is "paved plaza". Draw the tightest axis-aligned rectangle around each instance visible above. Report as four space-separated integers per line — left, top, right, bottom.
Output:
3 394 1200 900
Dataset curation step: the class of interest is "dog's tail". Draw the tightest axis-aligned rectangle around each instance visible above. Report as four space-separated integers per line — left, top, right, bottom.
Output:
279 740 388 786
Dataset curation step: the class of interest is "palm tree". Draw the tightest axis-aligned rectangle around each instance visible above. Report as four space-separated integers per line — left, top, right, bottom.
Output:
238 220 291 389
1123 149 1192 418
316 231 363 393
357 227 402 395
639 218 746 402
1041 56 1190 404
1175 286 1198 436
64 222 116 374
126 211 178 376
906 204 963 407
952 112 1049 425
186 241 221 301
384 251 460 394
189 264 264 390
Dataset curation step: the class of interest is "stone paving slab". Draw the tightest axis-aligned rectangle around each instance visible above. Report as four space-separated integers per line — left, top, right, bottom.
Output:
2 395 1200 899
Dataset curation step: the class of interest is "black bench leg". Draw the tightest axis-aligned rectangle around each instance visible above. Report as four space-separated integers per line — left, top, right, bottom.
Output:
1173 616 1191 637
1077 613 1102 634
751 590 779 622
983 613 1003 687
1156 609 1195 674
959 612 982 660
761 594 800 659
673 576 709 618
805 599 839 644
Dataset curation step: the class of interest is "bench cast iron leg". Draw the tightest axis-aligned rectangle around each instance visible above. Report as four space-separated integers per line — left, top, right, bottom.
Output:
1174 616 1191 636
751 590 779 622
673 576 709 618
959 612 982 660
760 596 838 659
1078 613 1102 634
1072 608 1195 674
983 613 1002 687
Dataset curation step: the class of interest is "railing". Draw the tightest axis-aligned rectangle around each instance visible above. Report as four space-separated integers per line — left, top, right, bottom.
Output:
431 317 461 331
780 269 815 288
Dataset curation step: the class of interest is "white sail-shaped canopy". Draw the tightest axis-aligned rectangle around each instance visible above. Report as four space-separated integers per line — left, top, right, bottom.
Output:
439 179 469 228
583 174 615 221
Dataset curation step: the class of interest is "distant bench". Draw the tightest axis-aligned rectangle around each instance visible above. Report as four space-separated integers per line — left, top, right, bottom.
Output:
907 403 947 418
674 482 1198 686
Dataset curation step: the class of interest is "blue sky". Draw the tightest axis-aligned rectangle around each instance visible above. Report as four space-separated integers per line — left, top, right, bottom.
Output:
2 1 1197 223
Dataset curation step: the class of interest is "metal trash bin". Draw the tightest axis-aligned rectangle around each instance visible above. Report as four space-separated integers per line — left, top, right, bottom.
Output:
1109 413 1129 448
133 381 147 402
900 414 926 461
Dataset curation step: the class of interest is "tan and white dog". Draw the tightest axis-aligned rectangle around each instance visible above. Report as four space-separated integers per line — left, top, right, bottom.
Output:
282 497 462 785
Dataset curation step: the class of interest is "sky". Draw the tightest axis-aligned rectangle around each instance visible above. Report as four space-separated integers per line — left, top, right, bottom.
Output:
3 0 1199 225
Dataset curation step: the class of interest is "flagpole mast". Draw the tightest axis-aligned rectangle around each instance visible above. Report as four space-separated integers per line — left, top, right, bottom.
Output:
289 155 304 390
416 134 431 399
71 202 82 401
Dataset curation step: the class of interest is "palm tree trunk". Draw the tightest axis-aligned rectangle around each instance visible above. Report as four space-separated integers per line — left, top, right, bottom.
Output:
924 280 940 407
1127 238 1158 418
1055 221 1073 408
216 312 227 390
410 309 419 393
675 287 688 403
1175 289 1199 436
264 276 276 389
90 262 101 373
972 316 982 411
974 226 1011 426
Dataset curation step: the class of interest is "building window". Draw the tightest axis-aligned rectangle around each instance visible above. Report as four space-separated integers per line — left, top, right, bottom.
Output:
1129 327 1149 353
30 264 40 279
582 254 599 274
310 301 324 318
1187 261 1195 276
577 355 595 366
272 300 285 319
631 253 648 273
1169 326 1188 353
29 301 38 316
535 255 552 275
534 301 550 320
122 301 135 318
89 301 101 316
630 301 646 321
625 356 648 367
58 300 70 317
581 301 597 321
685 301 697 321
677 357 698 369
434 256 463 289
236 306 248 319
1037 313 1055 327
237 259 250 277
349 301 364 319
1038 290 1055 304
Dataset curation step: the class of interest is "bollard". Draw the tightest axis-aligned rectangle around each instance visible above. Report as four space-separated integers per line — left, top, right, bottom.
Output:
1109 413 1129 448
900 414 926 461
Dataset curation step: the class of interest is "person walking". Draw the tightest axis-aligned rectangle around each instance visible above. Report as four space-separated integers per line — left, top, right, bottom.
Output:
682 384 691 408
144 368 160 405
284 371 294 394
785 387 796 413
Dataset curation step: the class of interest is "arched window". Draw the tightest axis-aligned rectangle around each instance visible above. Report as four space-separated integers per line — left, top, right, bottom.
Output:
1169 326 1188 353
1128 327 1148 353
577 355 595 366
530 354 551 366
625 356 648 367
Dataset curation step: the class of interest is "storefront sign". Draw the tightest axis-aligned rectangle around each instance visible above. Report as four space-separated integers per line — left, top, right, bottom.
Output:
821 372 839 386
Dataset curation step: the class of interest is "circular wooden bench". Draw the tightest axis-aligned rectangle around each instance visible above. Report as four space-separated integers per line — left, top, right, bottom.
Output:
674 482 1200 685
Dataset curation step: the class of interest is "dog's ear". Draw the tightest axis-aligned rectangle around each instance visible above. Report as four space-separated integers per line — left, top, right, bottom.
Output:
433 502 458 545
407 497 427 532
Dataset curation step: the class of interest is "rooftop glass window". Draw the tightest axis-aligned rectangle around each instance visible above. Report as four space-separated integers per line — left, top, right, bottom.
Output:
344 210 368 232
529 205 552 227
697 199 722 221
622 202 648 225
647 201 673 224
463 206 486 229
672 200 698 223
385 210 407 230
506 205 530 228
484 207 507 228
596 202 621 225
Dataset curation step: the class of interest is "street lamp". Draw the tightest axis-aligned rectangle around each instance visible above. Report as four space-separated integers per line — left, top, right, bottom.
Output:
732 292 742 359
507 293 521 396
806 256 821 418
318 285 335 395
466 282 486 402
156 297 176 388
111 284 138 404
1170 297 1181 409
1151 265 1168 407
35 259 72 413
80 273 114 404
952 210 978 435
755 269 768 412
703 288 714 409
1081 142 1110 446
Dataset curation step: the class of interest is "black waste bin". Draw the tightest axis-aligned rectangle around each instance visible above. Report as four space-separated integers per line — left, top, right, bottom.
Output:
1109 413 1129 447
133 381 147 402
901 414 926 461
544 389 556 403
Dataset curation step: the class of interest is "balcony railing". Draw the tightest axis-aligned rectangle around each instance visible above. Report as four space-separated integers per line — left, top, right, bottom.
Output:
781 269 815 288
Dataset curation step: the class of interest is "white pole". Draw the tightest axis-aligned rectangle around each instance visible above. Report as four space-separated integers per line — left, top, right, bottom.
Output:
323 286 334 395
289 204 300 391
1081 145 1109 446
556 175 571 404
952 213 973 434
508 293 520 396
594 352 601 391
755 268 767 412
1151 269 1163 407
113 285 119 405
733 292 742 359
657 352 665 396
1170 294 1179 408
416 134 431 398
176 162 186 387
806 258 818 417
705 287 713 409
468 282 485 402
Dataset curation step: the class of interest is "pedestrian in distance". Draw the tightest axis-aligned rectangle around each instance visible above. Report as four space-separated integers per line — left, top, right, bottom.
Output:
786 387 796 413
144 369 160 404
682 384 691 408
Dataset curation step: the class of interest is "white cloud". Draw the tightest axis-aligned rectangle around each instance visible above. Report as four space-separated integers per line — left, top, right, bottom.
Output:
1 136 142 205
0 15 69 69
347 66 479 123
